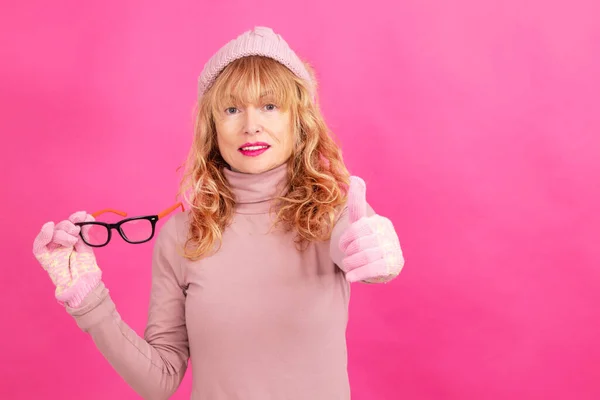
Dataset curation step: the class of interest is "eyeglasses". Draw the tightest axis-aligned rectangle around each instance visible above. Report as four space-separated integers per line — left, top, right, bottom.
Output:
74 202 185 248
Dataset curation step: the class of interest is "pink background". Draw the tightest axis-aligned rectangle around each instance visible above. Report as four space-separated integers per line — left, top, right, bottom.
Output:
1 1 599 399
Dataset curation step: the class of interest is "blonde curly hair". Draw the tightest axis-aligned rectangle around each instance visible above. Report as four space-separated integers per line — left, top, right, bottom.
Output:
177 55 350 261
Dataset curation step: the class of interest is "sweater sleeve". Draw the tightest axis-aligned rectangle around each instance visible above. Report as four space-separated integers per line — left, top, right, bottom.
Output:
66 216 189 400
329 202 376 268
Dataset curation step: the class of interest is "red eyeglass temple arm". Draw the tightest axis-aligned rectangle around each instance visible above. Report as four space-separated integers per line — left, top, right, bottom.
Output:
91 209 128 218
90 202 185 219
158 202 185 219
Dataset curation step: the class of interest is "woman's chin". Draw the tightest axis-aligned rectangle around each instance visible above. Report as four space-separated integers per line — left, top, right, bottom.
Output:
230 159 286 175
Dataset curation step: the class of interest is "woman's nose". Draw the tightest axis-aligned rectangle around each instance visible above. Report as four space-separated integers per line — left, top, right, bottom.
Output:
243 107 263 135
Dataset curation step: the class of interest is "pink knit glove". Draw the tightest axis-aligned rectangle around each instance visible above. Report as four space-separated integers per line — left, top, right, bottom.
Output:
33 211 102 308
339 177 404 283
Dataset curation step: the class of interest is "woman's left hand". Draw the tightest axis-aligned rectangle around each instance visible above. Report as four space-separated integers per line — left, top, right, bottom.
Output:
338 177 404 283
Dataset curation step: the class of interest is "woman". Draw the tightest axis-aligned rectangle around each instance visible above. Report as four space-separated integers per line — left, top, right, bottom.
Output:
33 26 404 400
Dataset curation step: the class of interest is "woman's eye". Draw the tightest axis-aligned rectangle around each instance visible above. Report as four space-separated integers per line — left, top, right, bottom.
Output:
264 104 277 111
225 107 238 114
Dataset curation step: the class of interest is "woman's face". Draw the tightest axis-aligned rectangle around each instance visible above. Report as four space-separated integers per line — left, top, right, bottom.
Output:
214 98 294 174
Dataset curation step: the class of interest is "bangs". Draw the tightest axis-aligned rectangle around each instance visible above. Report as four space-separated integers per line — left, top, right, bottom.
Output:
208 56 300 114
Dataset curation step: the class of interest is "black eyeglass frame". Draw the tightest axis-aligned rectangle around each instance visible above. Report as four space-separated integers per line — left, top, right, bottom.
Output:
74 202 184 248
75 215 159 248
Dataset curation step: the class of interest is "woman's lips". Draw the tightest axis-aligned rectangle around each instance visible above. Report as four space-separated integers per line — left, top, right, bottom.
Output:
239 143 270 157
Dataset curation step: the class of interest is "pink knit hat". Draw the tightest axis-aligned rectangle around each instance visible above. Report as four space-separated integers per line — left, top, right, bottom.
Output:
197 26 315 100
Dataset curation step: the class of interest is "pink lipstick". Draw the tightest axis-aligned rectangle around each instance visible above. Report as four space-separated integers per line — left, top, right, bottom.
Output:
239 142 270 157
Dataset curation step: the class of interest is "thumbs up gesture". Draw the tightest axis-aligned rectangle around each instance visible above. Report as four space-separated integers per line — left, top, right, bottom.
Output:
338 177 404 283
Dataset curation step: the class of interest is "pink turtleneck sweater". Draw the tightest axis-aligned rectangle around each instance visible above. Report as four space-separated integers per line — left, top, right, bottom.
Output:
67 163 374 400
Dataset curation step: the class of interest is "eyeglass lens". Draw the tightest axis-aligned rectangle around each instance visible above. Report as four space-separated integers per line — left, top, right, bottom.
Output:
82 219 154 245
120 219 153 242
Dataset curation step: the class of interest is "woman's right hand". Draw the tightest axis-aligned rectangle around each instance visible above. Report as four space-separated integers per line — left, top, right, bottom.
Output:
33 211 102 308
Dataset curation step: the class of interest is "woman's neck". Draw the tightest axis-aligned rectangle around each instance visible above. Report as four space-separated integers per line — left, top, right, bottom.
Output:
222 162 289 214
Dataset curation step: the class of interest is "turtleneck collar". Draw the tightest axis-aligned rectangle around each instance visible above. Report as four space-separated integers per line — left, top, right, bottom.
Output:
222 162 289 214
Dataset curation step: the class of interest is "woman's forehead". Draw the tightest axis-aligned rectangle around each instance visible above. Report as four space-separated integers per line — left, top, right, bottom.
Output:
223 90 276 100
215 86 289 107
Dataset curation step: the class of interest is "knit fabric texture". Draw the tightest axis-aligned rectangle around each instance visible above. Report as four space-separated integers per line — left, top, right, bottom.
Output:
338 177 404 283
197 26 314 99
33 212 102 308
